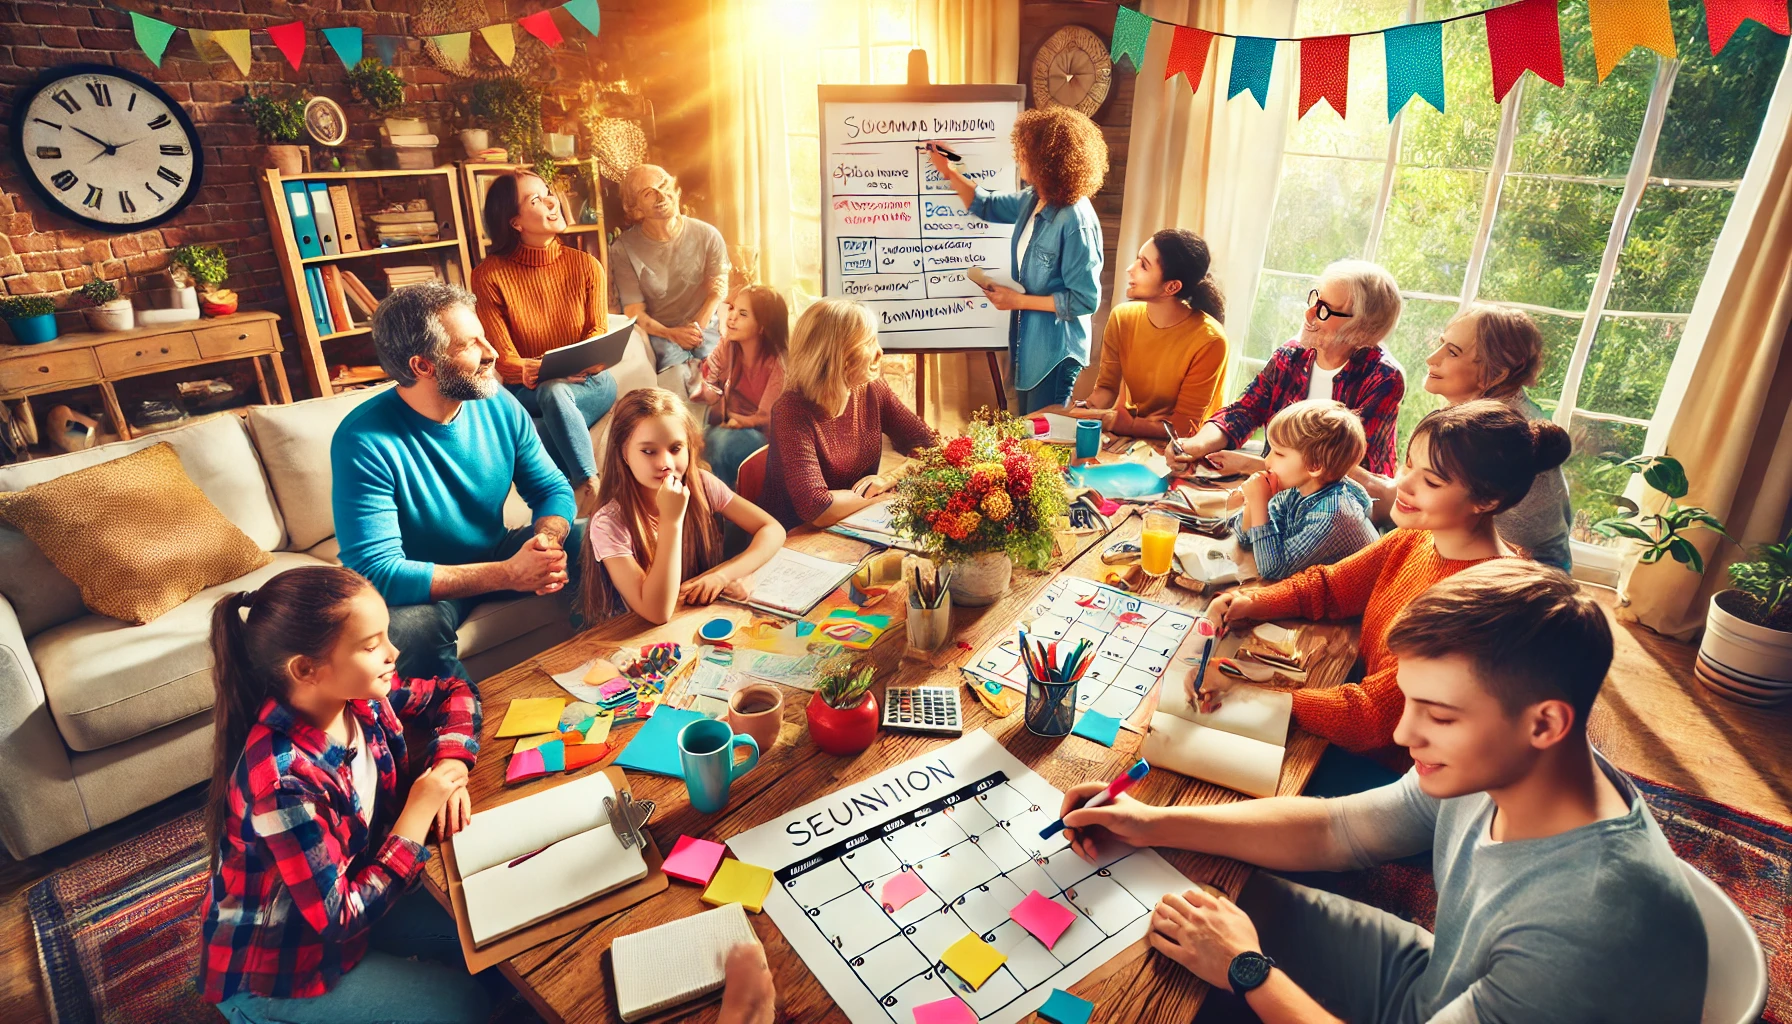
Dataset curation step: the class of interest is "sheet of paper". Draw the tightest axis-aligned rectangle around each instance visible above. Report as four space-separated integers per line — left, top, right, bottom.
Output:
551 659 619 704
514 733 559 752
1070 711 1121 747
914 996 978 1024
461 819 648 946
743 548 861 617
612 707 706 778
702 859 774 913
452 771 618 876
1009 890 1076 950
506 747 547 783
881 869 929 912
941 933 1007 989
838 500 899 534
1157 679 1292 747
1140 712 1285 798
664 835 728 886
495 697 567 737
611 902 758 1023
1031 412 1081 444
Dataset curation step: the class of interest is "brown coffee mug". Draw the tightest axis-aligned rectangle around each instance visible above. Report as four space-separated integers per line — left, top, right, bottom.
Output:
727 683 784 754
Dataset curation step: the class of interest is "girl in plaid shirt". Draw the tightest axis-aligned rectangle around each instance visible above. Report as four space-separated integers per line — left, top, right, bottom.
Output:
200 565 489 1024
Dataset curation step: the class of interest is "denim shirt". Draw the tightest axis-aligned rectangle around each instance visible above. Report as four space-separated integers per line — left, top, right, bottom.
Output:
968 185 1104 392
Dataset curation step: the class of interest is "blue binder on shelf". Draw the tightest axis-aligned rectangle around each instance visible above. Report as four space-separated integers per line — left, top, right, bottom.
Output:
283 181 322 258
307 182 340 256
305 267 333 335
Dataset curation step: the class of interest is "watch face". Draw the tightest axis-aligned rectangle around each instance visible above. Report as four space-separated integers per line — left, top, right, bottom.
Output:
1229 951 1274 992
11 63 203 230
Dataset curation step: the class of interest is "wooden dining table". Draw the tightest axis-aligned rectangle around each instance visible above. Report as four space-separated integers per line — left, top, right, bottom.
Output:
422 504 1360 1024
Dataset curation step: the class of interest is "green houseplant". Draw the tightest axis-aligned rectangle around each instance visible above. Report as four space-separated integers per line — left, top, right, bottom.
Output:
471 76 549 171
170 244 235 315
240 91 308 175
346 58 405 115
1 295 59 345
805 656 878 756
79 278 133 332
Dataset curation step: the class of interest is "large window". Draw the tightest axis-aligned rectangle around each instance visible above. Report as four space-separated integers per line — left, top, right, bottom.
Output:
1244 0 1786 560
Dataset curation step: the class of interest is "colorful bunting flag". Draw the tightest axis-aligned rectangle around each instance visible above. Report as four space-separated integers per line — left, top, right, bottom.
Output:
1227 37 1277 108
1485 0 1564 103
1588 0 1676 82
562 0 602 38
1164 26 1215 93
480 23 516 65
322 26 363 69
193 29 254 76
1111 6 1152 72
1705 0 1790 55
268 21 307 71
1384 21 1444 120
432 31 472 65
188 28 224 67
518 9 564 49
128 10 177 67
1298 35 1349 119
373 35 401 67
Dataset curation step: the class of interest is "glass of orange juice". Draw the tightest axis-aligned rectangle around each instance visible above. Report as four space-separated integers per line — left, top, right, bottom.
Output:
1140 511 1178 577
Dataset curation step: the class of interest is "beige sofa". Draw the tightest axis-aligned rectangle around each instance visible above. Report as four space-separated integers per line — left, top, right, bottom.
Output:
0 329 659 859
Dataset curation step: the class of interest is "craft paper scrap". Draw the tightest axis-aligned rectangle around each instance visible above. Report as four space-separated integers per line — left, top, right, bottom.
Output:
913 996 977 1024
560 701 600 730
1010 890 1077 949
582 712 613 746
612 707 705 778
505 747 547 783
940 933 1007 990
513 733 558 752
702 859 774 913
563 743 607 771
1071 710 1121 747
1038 989 1094 1024
584 658 623 684
880 868 928 912
536 739 565 772
663 835 728 886
495 697 566 737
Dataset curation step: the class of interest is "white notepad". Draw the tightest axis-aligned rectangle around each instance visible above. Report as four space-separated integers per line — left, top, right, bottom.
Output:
451 772 648 946
612 902 760 1022
742 547 861 618
1141 660 1292 798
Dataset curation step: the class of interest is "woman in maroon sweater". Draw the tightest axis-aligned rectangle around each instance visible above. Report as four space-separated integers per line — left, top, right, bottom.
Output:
759 298 937 528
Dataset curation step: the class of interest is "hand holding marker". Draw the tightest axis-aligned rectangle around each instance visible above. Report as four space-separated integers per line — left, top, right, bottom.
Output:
1040 759 1150 840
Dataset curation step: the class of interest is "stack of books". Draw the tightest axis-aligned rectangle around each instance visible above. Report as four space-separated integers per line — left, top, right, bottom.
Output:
371 210 441 247
384 265 442 291
386 132 439 170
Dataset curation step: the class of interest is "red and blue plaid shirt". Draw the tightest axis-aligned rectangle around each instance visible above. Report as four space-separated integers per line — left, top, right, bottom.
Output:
200 677 479 1002
1207 340 1407 476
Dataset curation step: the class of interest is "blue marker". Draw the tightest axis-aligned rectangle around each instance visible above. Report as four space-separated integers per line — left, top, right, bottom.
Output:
1040 760 1151 840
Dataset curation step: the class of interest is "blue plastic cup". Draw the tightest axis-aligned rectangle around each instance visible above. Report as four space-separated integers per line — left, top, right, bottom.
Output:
1075 417 1102 461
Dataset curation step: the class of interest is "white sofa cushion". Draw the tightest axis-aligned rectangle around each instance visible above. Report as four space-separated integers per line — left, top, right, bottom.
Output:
0 414 285 639
31 551 332 752
247 384 395 552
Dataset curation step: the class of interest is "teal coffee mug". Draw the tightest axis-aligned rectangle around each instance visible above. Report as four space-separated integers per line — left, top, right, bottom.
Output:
678 718 760 814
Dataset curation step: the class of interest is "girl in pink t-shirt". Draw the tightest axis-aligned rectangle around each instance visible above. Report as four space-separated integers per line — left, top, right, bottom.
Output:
580 388 785 625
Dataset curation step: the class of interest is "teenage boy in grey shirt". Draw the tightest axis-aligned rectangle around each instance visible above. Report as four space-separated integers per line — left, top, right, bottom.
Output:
1061 562 1707 1023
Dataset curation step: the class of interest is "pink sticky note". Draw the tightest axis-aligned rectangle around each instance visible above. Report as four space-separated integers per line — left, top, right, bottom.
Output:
1010 890 1077 949
663 835 728 886
880 869 928 912
913 996 976 1024
505 747 547 783
598 678 632 699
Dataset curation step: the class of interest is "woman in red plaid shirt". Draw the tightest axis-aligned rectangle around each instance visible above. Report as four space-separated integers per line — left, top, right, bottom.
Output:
1169 259 1407 480
199 565 491 1024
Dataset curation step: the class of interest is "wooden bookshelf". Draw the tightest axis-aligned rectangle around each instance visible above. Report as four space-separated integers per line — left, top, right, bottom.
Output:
258 166 473 397
456 158 609 267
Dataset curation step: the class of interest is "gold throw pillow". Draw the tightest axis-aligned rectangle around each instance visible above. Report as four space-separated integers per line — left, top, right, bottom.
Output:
0 442 273 624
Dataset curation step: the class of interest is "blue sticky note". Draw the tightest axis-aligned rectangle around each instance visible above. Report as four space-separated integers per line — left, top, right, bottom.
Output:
1039 988 1093 1024
612 707 706 778
1071 711 1121 747
537 739 565 772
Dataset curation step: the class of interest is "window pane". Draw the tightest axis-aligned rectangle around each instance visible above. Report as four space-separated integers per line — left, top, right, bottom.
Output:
1378 167 1484 295
1384 296 1457 457
1565 415 1647 547
1244 273 1314 367
1576 315 1683 420
871 45 910 85
821 46 860 84
1478 177 1621 310
820 0 860 43
1521 308 1582 410
1262 155 1381 275
787 135 820 216
1606 184 1734 313
869 0 911 44
1653 3 1788 181
1507 9 1655 178
1401 0 1503 170
783 47 820 135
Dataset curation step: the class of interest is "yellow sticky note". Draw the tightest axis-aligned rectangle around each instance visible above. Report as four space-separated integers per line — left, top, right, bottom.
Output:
701 859 774 913
583 711 613 746
940 933 1007 990
513 733 559 752
495 697 566 738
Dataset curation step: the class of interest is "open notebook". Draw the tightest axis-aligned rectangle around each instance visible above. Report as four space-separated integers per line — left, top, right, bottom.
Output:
611 902 759 1022
450 772 648 947
1140 655 1292 799
742 547 861 618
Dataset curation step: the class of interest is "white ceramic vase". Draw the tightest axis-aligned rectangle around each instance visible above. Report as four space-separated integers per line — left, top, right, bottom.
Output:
1696 591 1792 706
459 128 490 158
87 299 134 332
949 551 1013 607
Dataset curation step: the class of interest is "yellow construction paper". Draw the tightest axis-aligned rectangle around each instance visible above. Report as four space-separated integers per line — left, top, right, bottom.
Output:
495 697 567 737
479 24 516 65
1588 0 1676 82
940 933 1007 990
701 859 774 913
583 712 613 746
513 732 559 752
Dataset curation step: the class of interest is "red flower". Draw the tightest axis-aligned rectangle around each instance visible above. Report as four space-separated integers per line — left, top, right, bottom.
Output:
943 436 975 467
1003 453 1035 496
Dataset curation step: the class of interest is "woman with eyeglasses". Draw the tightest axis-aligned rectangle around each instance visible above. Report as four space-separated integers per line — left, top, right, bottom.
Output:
611 164 729 395
1167 259 1406 478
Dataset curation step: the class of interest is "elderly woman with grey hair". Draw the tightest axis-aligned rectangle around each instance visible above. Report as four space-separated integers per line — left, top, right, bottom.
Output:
1168 259 1408 478
611 164 730 393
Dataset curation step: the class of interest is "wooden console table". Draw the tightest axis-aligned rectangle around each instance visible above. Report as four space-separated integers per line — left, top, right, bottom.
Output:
0 310 289 440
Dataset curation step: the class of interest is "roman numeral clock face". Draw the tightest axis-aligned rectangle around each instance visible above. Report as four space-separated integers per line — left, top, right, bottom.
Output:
10 64 203 230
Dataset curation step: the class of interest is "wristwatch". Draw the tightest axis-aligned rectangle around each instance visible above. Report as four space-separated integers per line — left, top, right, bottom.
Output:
1228 950 1276 997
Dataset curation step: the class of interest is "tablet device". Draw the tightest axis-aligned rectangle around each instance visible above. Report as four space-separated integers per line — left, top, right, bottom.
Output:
537 314 638 381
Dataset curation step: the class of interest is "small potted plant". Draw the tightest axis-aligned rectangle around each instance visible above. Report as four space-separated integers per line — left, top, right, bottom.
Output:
345 57 414 137
240 91 308 175
806 656 879 757
170 244 235 316
1 295 60 344
79 278 133 331
473 76 547 170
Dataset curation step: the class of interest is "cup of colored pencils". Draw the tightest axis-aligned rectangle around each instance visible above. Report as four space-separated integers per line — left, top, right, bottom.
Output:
907 562 954 653
1021 631 1095 737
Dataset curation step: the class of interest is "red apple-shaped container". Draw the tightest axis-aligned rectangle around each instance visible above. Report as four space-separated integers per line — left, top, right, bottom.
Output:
806 690 878 757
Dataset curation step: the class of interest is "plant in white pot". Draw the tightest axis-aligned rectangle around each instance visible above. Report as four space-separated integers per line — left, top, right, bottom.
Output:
79 278 133 332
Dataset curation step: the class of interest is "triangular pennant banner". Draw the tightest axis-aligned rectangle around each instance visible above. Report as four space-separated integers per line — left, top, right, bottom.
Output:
480 23 516 66
1588 0 1676 82
1110 6 1152 72
1384 21 1444 120
1164 26 1214 93
374 35 401 67
187 28 225 63
322 26 363 69
1298 34 1349 119
519 10 564 49
432 31 471 65
562 0 602 38
1705 0 1790 54
268 21 306 71
1485 0 1564 103
1227 36 1277 108
213 29 254 76
128 11 177 67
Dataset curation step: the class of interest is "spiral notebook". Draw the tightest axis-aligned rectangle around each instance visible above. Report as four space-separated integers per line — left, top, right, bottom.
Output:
611 902 760 1022
741 548 860 618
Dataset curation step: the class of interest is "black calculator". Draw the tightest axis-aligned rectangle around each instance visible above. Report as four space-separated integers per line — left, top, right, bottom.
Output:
880 686 964 735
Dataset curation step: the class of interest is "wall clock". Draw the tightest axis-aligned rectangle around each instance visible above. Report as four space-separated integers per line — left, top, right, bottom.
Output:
1030 25 1113 118
9 63 203 231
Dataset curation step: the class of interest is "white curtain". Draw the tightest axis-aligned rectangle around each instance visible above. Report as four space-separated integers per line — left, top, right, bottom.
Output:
705 1 799 295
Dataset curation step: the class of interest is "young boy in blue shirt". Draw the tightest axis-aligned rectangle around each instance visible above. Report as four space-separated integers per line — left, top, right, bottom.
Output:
1231 398 1378 580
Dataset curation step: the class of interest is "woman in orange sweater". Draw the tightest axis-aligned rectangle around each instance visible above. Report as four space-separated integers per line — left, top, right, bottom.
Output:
1198 400 1571 771
471 171 618 514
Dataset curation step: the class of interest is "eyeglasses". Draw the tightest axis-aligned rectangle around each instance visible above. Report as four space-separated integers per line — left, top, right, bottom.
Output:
1308 289 1354 321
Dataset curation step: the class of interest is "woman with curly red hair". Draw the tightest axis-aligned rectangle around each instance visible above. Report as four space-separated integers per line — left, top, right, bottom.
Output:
928 107 1108 413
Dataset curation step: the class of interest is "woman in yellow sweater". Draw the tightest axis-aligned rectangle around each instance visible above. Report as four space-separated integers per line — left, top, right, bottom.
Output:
471 171 618 513
1069 229 1229 436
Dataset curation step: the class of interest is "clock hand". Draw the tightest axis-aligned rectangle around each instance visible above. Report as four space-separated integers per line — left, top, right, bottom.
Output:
67 124 119 155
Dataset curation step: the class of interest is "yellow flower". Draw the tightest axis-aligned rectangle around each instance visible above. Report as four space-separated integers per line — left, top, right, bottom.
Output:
980 490 1014 521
